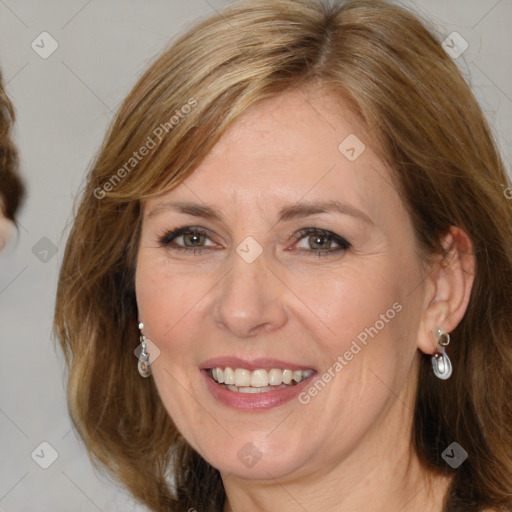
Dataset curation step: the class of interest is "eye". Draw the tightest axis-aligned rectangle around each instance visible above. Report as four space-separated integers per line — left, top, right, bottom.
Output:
158 227 217 253
292 228 351 257
157 226 350 257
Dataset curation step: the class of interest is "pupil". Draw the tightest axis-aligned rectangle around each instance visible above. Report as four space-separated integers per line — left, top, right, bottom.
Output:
185 232 203 247
311 235 329 250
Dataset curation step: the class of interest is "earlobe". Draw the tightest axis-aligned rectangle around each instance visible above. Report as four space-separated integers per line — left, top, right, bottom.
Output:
417 226 475 355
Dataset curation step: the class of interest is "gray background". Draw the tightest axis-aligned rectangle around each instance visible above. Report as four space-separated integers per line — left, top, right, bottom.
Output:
0 1 510 511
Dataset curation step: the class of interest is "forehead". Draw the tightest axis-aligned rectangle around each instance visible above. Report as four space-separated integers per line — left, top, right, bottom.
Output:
198 90 364 179
146 90 403 225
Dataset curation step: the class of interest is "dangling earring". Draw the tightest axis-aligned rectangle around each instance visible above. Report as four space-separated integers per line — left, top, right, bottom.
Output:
137 322 151 378
431 329 452 380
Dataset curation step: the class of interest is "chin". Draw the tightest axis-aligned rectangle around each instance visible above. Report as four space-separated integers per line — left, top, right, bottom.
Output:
198 433 309 481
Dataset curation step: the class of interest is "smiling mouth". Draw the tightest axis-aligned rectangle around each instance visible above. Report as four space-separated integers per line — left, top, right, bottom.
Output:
208 367 315 393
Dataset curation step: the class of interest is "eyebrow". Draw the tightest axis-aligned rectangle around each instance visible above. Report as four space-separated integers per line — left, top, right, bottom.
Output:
146 199 373 225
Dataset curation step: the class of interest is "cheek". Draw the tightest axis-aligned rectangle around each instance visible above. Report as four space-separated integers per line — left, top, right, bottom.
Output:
291 253 422 399
134 255 206 429
135 254 204 344
289 259 402 344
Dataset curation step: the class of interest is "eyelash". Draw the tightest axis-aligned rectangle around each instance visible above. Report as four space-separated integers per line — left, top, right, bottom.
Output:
157 226 351 257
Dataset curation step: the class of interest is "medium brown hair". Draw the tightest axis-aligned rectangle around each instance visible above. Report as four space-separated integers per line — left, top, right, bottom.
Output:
0 69 24 220
53 1 512 510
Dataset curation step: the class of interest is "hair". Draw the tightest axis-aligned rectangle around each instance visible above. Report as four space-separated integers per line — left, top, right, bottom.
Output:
53 0 512 511
0 68 24 221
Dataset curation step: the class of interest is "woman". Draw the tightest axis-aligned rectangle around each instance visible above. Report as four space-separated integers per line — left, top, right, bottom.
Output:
0 68 24 251
53 0 512 511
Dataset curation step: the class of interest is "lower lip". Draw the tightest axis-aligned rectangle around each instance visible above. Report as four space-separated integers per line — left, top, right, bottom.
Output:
200 369 315 411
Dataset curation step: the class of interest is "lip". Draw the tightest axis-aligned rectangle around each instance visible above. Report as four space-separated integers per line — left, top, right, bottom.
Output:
199 356 315 372
200 367 316 411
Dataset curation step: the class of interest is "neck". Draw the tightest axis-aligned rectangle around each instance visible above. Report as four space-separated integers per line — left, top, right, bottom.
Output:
223 456 451 512
221 386 452 512
223 445 451 512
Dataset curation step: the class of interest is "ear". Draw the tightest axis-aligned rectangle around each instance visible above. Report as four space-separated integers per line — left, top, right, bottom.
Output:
417 226 475 355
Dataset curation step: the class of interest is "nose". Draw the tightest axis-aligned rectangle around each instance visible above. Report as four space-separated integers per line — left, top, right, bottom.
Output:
212 246 288 339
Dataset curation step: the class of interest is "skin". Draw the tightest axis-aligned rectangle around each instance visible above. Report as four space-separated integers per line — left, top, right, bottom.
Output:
0 198 17 252
135 89 475 512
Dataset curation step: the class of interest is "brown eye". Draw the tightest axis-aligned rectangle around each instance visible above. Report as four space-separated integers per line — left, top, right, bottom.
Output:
182 231 207 247
294 228 350 257
307 233 333 250
159 227 216 252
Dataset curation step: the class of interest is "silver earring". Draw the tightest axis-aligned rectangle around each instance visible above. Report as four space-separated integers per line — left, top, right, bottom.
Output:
137 322 151 378
431 329 452 380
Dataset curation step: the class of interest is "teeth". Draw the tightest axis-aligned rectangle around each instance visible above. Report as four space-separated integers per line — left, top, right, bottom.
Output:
292 370 303 383
228 384 297 394
224 367 234 385
268 368 283 386
234 368 251 387
250 369 268 387
209 367 314 389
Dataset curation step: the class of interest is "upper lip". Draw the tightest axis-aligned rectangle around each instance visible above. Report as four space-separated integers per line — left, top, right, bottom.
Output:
199 356 315 372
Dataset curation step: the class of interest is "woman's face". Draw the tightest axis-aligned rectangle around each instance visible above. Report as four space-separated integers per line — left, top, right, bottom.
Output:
135 91 431 482
0 199 17 252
